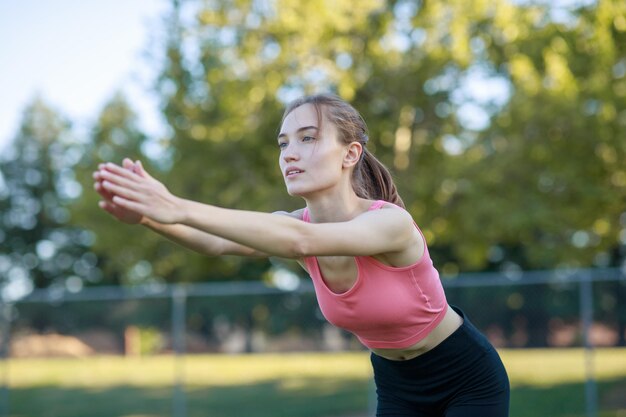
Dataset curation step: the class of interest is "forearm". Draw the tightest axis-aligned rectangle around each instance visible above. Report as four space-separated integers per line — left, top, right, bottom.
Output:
141 217 263 257
179 199 305 258
97 161 299 257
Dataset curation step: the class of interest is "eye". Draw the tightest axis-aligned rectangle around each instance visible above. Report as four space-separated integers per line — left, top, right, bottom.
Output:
302 136 316 142
278 141 287 149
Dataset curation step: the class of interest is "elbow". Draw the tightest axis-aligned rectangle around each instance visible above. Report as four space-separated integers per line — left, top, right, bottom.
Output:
200 238 227 257
272 239 307 259
284 229 315 259
289 241 309 259
200 244 223 257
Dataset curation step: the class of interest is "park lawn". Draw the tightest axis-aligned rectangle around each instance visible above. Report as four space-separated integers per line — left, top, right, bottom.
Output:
3 348 626 417
501 348 626 417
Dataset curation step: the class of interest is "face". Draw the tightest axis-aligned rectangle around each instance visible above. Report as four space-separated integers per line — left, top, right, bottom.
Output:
277 103 348 197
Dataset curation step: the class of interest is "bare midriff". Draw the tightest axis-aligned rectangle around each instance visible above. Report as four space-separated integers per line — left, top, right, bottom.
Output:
370 305 463 361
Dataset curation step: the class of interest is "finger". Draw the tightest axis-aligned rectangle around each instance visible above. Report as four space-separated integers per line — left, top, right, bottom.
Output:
94 179 109 194
98 200 118 215
111 195 145 214
100 200 131 218
101 180 144 202
134 160 153 179
122 158 135 170
94 181 115 200
93 169 111 181
103 162 142 181
99 169 143 190
131 160 143 176
100 200 132 220
99 199 111 210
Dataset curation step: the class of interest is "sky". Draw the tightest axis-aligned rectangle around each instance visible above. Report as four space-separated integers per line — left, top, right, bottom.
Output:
0 0 523 161
0 0 170 152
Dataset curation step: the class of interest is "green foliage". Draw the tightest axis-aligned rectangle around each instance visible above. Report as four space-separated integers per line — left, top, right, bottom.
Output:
70 93 174 285
0 98 98 294
136 326 165 355
5 0 626 290
150 0 626 274
441 0 626 270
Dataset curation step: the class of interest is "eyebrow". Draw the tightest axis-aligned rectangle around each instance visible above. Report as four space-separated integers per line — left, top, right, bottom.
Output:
277 126 318 139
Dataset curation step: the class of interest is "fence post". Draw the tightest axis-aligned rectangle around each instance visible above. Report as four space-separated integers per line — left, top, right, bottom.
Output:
0 303 9 417
579 272 597 417
172 285 187 417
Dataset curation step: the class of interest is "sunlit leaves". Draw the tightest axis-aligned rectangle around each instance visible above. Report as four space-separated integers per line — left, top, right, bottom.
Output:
98 0 626 274
0 99 100 297
1 0 623 296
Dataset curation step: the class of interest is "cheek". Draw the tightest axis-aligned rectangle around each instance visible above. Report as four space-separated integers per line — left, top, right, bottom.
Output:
312 160 344 185
311 145 340 164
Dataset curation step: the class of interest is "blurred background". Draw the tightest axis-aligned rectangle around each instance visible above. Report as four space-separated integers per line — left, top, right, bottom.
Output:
0 0 625 416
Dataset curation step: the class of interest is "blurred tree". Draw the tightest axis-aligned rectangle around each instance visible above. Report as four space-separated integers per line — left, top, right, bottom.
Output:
0 98 98 297
150 0 443 282
443 0 626 272
71 92 175 286
88 0 626 283
139 0 626 345
0 0 621 348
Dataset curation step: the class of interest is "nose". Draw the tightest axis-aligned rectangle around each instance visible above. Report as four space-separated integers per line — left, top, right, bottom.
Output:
281 145 299 163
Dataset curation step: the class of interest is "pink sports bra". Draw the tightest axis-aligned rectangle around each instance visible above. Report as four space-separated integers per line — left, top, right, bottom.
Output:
302 200 448 349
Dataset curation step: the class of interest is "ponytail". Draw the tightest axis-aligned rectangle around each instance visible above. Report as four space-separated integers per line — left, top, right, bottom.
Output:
354 147 405 209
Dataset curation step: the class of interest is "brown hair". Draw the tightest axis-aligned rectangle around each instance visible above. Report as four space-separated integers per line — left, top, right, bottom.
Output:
282 93 405 209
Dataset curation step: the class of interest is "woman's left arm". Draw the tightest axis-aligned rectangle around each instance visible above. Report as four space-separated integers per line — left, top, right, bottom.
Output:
180 198 416 259
99 162 416 259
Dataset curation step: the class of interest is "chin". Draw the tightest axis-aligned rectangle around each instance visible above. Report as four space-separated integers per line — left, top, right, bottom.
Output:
284 178 336 198
285 184 315 198
286 188 306 198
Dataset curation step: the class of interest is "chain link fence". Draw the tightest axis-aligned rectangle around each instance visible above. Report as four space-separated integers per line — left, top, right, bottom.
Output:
0 267 624 417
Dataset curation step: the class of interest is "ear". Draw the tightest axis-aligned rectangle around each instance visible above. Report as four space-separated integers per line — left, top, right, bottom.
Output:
342 141 363 169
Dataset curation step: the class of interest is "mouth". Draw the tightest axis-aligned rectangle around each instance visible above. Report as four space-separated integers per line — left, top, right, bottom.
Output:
285 168 304 177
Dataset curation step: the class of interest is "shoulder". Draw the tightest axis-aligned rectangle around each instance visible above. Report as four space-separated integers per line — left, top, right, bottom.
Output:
272 208 306 220
368 201 425 263
377 201 405 212
362 201 413 223
363 200 419 241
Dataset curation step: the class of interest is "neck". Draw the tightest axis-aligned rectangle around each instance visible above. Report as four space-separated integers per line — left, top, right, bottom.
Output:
304 191 371 223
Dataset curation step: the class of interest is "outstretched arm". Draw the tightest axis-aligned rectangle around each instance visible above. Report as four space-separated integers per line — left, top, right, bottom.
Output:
97 161 418 259
94 159 274 257
140 217 271 257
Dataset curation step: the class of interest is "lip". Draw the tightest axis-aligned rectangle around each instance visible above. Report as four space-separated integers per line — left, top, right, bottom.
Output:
284 166 305 178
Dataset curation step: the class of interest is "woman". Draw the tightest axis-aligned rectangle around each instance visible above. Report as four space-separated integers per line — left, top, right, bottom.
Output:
94 93 510 416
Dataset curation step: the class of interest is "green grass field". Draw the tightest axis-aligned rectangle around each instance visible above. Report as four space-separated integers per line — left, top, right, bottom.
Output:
3 348 625 417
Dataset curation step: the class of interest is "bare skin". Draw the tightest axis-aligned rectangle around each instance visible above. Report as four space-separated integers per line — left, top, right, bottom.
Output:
93 103 462 361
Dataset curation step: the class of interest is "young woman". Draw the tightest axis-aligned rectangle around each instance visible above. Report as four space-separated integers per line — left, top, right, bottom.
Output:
93 93 510 417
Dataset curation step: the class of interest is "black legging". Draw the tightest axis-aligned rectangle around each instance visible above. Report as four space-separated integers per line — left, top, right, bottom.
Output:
371 306 510 417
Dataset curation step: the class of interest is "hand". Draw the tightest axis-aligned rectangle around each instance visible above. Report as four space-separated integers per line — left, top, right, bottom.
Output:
96 159 185 224
93 159 144 224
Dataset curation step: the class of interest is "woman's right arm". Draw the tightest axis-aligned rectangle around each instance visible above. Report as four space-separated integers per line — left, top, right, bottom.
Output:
140 217 269 257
